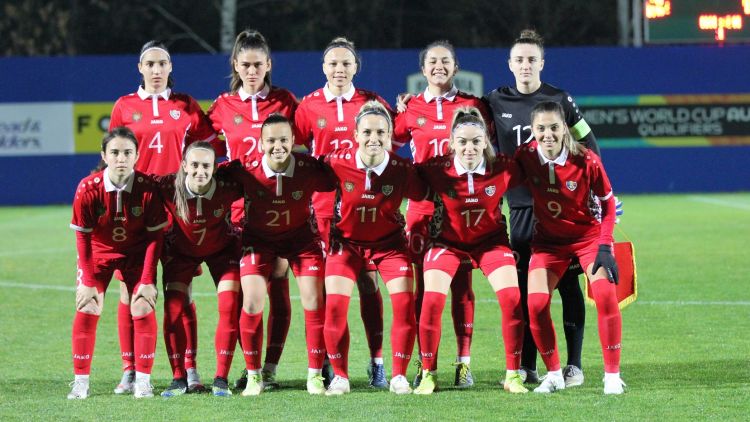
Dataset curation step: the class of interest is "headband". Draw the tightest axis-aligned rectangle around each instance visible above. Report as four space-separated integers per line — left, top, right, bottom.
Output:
452 121 484 133
323 43 361 70
355 109 392 128
139 47 171 63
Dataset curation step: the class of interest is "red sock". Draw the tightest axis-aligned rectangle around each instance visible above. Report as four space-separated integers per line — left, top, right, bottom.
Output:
72 311 99 375
239 310 263 370
117 301 134 371
419 291 447 371
590 279 622 373
182 302 198 370
496 287 524 370
450 270 475 358
413 265 425 353
360 289 384 359
324 294 351 378
304 308 326 369
528 292 560 371
215 291 240 379
389 292 416 376
265 276 291 366
163 291 187 379
133 311 157 374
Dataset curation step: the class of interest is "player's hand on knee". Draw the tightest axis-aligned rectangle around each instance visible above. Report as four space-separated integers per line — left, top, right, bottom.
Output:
592 244 619 284
76 285 99 311
133 283 158 310
615 196 623 224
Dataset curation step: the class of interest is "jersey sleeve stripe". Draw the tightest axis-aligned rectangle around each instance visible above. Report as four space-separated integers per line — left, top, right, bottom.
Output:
598 191 614 201
146 221 169 232
569 119 592 141
69 224 93 233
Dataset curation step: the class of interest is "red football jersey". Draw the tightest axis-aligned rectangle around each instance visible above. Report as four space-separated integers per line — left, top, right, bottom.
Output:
207 86 300 161
324 149 428 243
70 169 168 259
418 155 518 248
228 153 336 241
295 84 398 157
514 141 615 244
394 87 493 164
153 166 243 258
110 87 217 175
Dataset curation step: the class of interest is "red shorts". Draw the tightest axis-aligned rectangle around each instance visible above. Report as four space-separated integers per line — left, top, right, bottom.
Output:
240 232 325 279
529 235 599 279
326 236 413 283
76 254 147 294
423 240 516 278
405 209 431 259
162 240 240 286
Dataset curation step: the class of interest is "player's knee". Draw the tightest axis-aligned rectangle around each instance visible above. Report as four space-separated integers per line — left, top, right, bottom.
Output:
131 298 154 316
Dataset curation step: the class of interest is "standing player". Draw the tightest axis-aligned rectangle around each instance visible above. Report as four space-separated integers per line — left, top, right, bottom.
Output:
413 107 525 395
206 29 299 390
483 29 599 387
229 114 335 396
322 102 426 396
295 37 398 388
393 40 494 388
515 101 624 395
109 40 217 394
67 127 167 399
152 142 243 398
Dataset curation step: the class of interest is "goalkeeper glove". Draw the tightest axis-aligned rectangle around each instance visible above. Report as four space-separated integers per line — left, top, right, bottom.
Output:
592 244 619 284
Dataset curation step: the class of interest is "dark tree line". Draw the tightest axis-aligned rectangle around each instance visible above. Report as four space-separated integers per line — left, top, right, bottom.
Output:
1 0 619 56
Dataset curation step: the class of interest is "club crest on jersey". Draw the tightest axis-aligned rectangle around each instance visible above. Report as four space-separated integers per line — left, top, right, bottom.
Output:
317 117 327 129
382 185 394 196
417 116 427 127
447 188 457 199
344 182 354 192
131 206 143 217
132 111 142 122
485 185 496 196
233 114 243 125
292 190 303 200
170 110 181 120
566 181 578 191
213 207 224 217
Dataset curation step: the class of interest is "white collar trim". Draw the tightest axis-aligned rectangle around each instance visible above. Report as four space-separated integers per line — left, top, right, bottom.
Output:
103 168 135 193
537 145 569 166
262 154 296 178
454 155 486 175
324 83 356 102
137 86 170 100
423 85 458 103
355 150 390 176
238 84 270 102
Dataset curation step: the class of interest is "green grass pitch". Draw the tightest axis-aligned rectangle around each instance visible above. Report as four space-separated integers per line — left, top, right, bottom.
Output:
0 193 748 420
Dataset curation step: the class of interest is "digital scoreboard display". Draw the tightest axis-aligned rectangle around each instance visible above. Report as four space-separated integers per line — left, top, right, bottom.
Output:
645 0 750 43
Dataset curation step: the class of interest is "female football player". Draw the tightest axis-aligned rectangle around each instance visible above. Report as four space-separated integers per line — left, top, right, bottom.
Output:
229 114 335 396
515 101 624 395
393 40 494 388
206 29 299 391
152 142 244 397
295 37 397 387
109 40 217 394
413 107 525 395
321 102 426 396
67 127 167 399
483 29 601 387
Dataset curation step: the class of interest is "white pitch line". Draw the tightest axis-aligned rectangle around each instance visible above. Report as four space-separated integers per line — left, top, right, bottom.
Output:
688 196 750 211
1 280 748 306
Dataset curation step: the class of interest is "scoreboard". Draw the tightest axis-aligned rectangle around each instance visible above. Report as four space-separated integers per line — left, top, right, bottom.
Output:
645 0 750 43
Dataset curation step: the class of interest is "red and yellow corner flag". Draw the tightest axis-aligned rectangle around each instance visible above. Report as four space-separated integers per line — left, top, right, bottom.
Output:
585 241 638 309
